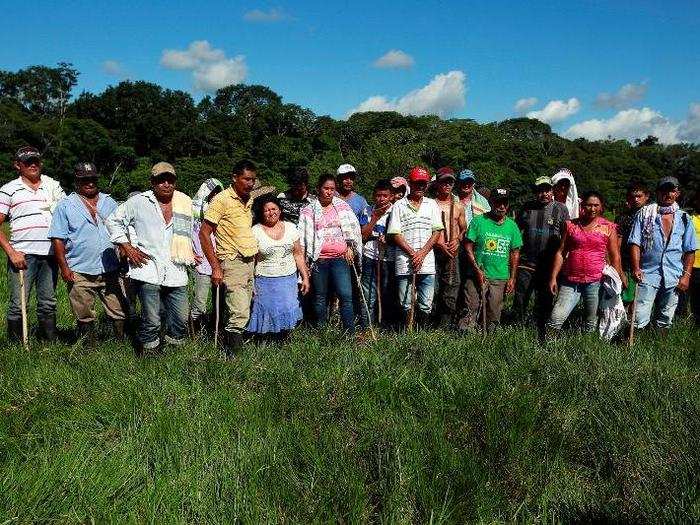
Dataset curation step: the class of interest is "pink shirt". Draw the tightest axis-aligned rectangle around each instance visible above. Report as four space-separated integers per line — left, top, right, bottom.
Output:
562 218 615 283
318 205 347 259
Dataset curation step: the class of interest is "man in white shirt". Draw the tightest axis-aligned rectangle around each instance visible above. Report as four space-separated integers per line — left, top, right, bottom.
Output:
0 146 66 342
387 167 444 329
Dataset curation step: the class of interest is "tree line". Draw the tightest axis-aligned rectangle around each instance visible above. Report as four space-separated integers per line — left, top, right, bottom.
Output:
1 63 699 210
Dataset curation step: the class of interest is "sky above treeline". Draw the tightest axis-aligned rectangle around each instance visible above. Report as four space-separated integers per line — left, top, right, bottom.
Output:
2 0 699 144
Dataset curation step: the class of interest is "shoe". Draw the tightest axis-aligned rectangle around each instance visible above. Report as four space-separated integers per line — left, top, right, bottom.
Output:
7 318 23 342
37 314 57 342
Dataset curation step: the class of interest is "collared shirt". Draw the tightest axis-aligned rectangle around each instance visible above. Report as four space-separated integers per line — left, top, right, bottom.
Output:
517 200 569 269
0 175 66 255
106 191 189 287
387 196 443 275
204 187 257 259
694 215 700 269
628 208 697 288
48 192 120 275
277 191 316 225
359 205 395 262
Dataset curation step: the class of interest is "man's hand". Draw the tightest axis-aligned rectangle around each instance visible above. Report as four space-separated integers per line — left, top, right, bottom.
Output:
632 268 643 283
549 278 558 296
372 202 391 219
344 247 354 265
506 277 515 294
9 249 27 270
60 267 75 283
677 273 691 292
193 253 203 266
435 241 451 258
411 249 426 272
299 276 310 295
211 265 223 287
446 239 459 258
620 272 629 290
121 245 149 268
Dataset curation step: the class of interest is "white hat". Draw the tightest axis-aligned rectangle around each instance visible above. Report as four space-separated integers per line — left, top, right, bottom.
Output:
336 163 357 176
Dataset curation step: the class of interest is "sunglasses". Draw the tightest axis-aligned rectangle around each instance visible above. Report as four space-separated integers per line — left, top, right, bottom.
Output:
20 158 41 166
153 174 176 185
77 177 98 184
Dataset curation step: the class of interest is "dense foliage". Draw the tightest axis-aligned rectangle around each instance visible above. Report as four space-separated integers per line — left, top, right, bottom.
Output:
1 63 699 210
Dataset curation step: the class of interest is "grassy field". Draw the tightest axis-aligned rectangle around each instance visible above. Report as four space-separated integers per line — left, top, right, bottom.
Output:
1 274 699 523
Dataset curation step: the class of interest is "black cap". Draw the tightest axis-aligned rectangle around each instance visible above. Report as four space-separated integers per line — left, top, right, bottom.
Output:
656 176 679 190
491 188 509 201
74 162 98 179
15 146 41 162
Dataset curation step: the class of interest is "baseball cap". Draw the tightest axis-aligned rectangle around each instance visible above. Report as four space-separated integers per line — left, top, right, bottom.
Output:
408 166 431 183
151 162 176 178
336 164 357 177
436 166 456 182
74 162 98 179
657 176 679 190
15 146 41 162
491 188 509 201
534 176 553 188
457 169 476 183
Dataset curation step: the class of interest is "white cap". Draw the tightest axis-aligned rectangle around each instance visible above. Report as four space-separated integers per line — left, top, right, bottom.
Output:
336 163 357 176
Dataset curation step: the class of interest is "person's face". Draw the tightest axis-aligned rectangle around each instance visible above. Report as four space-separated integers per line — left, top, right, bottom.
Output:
290 181 308 200
152 173 176 199
15 158 42 179
318 180 336 204
656 185 679 207
392 187 406 202
536 185 554 205
338 175 355 193
233 169 256 198
626 190 649 210
77 177 99 198
437 179 454 197
262 202 281 226
374 189 392 209
457 180 474 196
553 180 570 202
491 198 508 219
581 196 603 219
408 180 428 199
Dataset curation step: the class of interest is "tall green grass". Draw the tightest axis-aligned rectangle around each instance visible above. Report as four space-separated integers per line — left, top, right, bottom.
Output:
0 273 699 522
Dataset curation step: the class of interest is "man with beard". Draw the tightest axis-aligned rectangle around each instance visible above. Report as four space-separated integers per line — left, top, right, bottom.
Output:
49 162 127 345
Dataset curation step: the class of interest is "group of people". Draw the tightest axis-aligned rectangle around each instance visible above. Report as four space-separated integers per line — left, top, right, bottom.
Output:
1 145 698 356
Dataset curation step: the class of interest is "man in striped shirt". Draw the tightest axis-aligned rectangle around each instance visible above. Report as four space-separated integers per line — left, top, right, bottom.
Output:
0 146 66 342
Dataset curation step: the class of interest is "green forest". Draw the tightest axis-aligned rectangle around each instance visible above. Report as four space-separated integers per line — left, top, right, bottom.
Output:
2 63 699 209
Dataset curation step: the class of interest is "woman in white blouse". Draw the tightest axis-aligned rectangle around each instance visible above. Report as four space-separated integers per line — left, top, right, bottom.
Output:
248 195 310 339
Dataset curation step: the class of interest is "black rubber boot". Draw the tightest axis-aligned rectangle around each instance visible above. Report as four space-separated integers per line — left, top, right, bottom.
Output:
77 321 97 348
7 318 23 342
37 314 57 342
223 331 243 359
113 319 126 340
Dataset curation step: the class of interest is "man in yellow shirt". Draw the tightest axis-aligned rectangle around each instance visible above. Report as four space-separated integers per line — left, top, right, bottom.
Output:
199 160 258 355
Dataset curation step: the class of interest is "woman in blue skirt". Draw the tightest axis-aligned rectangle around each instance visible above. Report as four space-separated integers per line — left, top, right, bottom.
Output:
248 195 310 340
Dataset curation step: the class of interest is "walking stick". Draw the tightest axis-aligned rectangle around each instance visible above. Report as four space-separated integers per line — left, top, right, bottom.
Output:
480 278 488 336
407 271 417 332
629 283 639 348
448 200 456 285
350 260 377 342
19 269 28 350
376 244 383 325
214 284 220 349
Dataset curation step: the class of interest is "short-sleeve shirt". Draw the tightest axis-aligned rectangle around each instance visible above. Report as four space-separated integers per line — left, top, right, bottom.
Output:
252 221 299 277
204 187 257 259
0 175 66 255
517 200 569 269
359 205 395 262
277 191 316 225
562 218 615 284
694 215 700 269
341 192 369 221
47 192 120 275
466 214 523 281
387 197 443 275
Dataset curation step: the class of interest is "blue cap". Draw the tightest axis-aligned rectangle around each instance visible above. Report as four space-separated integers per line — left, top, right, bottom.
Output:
457 169 476 182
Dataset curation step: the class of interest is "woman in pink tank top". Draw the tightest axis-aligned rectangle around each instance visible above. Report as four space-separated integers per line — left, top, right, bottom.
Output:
547 191 626 333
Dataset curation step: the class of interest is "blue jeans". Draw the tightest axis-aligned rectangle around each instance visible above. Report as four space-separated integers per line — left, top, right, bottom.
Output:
7 254 58 321
311 258 355 333
548 280 601 332
359 256 396 328
396 273 436 314
634 282 679 329
134 281 189 349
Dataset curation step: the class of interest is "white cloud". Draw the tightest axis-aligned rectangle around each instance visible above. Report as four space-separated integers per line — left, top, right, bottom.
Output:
348 70 466 118
678 103 700 143
595 82 648 109
373 50 415 69
527 98 581 124
243 8 288 22
514 97 538 113
102 60 124 77
160 41 247 92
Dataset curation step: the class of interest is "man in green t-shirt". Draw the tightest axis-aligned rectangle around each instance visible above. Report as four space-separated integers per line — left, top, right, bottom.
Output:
459 188 522 332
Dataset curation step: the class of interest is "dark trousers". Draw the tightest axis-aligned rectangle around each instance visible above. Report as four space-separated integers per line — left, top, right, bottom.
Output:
311 258 355 333
433 251 460 326
359 257 397 329
459 277 507 332
512 265 554 340
691 268 700 326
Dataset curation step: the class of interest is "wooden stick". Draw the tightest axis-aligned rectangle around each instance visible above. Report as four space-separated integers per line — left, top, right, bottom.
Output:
19 269 28 350
481 279 488 336
214 284 220 349
376 245 383 325
407 271 418 332
448 199 456 285
351 260 377 342
629 282 639 348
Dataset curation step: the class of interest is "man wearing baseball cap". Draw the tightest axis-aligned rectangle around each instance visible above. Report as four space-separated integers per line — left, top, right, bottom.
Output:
456 169 490 226
511 176 569 339
48 162 127 345
387 166 444 328
0 146 66 342
628 176 696 333
107 161 196 353
461 188 522 332
336 164 369 221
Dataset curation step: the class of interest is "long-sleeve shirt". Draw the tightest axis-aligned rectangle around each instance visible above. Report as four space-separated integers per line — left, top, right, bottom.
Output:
106 191 189 287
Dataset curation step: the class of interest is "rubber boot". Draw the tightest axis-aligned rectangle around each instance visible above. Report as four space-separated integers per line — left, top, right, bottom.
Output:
113 319 126 340
7 318 23 342
37 314 57 342
223 330 243 359
77 321 97 348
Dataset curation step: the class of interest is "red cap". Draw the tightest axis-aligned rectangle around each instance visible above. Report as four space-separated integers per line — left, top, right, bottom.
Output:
437 166 455 176
408 166 430 182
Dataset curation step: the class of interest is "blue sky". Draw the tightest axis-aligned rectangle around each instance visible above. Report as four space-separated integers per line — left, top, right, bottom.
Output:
2 0 699 142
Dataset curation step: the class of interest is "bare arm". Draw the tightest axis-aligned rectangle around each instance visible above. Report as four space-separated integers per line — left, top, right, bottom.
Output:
199 220 222 286
630 244 642 283
507 249 520 293
292 239 310 295
0 213 26 269
549 225 569 294
606 228 627 287
464 240 485 287
677 251 695 292
51 238 75 282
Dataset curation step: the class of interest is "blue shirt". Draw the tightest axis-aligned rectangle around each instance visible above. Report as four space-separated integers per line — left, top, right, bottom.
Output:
628 208 697 288
341 192 369 221
48 192 120 275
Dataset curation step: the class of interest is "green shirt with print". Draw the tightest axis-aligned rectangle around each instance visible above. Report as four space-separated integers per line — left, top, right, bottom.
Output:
466 214 523 280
